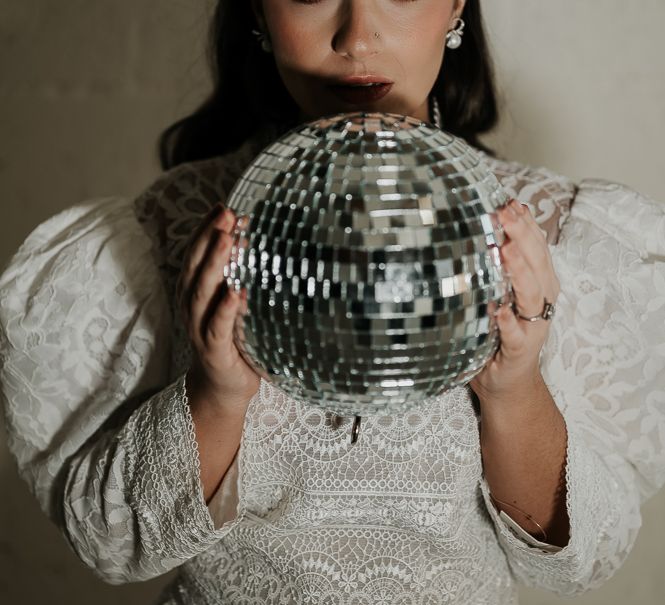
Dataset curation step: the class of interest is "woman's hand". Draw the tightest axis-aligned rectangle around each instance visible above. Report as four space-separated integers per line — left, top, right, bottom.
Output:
177 203 260 407
471 199 561 404
471 199 569 544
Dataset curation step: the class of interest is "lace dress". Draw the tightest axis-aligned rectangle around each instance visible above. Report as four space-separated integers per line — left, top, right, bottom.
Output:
1 138 664 604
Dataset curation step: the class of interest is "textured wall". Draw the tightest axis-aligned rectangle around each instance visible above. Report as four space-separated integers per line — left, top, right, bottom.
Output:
1 1 663 604
0 0 214 265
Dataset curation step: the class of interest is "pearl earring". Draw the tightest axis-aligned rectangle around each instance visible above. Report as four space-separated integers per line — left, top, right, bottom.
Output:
251 29 273 53
446 18 465 50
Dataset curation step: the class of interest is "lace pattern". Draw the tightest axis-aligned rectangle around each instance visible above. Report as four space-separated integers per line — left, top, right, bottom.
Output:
483 155 575 244
0 198 171 516
64 376 238 583
173 380 519 604
1 142 664 603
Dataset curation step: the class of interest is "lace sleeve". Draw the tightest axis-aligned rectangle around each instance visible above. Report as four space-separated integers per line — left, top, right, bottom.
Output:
480 180 665 596
0 199 238 584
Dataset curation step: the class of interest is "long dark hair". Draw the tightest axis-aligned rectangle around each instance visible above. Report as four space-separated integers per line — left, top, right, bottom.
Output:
159 0 499 170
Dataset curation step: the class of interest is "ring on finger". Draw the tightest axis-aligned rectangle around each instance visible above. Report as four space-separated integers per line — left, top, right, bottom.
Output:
513 297 556 322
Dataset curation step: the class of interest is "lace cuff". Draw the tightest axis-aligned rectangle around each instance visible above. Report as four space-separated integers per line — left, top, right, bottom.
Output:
480 491 564 555
63 375 244 584
479 419 623 596
495 510 562 554
125 374 238 532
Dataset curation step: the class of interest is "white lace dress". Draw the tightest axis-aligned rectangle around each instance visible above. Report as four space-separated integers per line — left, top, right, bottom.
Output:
1 140 664 604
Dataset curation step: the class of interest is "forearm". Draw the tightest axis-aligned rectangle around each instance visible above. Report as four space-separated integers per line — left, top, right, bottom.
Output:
477 373 570 546
186 369 255 502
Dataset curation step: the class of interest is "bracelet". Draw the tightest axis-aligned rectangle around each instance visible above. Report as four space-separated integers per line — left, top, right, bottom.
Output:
489 494 548 543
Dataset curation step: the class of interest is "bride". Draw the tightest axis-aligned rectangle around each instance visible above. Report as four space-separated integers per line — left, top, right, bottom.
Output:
1 1 664 603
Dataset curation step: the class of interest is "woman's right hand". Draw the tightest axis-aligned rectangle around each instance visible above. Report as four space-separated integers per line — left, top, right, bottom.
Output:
177 203 260 408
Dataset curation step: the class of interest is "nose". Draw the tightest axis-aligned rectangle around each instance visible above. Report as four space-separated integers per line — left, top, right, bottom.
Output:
332 2 381 60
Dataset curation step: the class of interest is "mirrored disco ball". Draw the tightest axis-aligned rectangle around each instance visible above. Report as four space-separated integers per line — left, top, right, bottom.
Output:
225 113 510 416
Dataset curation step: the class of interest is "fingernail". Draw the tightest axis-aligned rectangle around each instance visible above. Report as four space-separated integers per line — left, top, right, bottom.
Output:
215 207 233 225
510 199 523 214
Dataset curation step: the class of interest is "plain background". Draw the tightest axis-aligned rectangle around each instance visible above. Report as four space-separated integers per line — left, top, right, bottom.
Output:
1 1 663 603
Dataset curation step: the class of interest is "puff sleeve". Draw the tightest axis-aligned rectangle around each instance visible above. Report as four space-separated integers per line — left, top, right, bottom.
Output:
480 180 665 595
0 198 242 584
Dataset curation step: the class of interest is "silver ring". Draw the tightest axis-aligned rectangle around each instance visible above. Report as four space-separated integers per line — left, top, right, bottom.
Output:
515 298 556 322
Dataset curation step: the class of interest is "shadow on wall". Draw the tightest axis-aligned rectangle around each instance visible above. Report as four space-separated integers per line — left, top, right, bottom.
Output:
0 421 170 605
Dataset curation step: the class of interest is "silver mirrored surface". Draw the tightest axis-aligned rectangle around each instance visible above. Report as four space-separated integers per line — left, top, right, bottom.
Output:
226 113 509 415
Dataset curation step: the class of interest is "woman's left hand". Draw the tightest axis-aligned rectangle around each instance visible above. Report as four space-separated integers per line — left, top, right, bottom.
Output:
470 198 561 404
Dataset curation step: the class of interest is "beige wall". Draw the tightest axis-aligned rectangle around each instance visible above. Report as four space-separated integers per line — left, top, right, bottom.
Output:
1 1 663 604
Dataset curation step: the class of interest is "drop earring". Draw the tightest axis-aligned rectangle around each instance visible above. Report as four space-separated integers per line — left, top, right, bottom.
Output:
446 18 465 50
251 29 273 53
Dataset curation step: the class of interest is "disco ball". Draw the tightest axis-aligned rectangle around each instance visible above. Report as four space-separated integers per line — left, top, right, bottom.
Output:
225 113 509 416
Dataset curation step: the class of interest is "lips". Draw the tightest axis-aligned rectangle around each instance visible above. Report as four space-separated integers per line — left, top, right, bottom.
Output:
328 76 394 106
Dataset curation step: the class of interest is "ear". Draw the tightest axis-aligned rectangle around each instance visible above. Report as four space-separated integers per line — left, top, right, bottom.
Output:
454 0 467 19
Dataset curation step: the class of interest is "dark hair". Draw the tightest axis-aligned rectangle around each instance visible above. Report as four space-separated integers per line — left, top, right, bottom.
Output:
159 0 499 171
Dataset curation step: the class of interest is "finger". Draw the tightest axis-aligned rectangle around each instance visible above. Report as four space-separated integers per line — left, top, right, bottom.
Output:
179 206 238 314
185 206 233 277
206 285 241 345
500 239 546 319
178 205 224 297
191 230 235 338
514 201 547 240
499 202 561 302
233 289 251 349
500 201 545 253
518 203 562 298
495 303 527 357
178 231 218 324
185 202 226 259
517 203 560 283
212 206 239 234
238 287 249 316
499 201 550 272
512 200 554 262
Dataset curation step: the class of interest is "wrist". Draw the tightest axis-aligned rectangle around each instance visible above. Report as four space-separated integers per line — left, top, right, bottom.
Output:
476 371 554 426
473 366 543 403
186 366 256 415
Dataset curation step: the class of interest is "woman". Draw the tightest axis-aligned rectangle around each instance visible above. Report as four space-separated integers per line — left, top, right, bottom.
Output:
1 1 663 603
